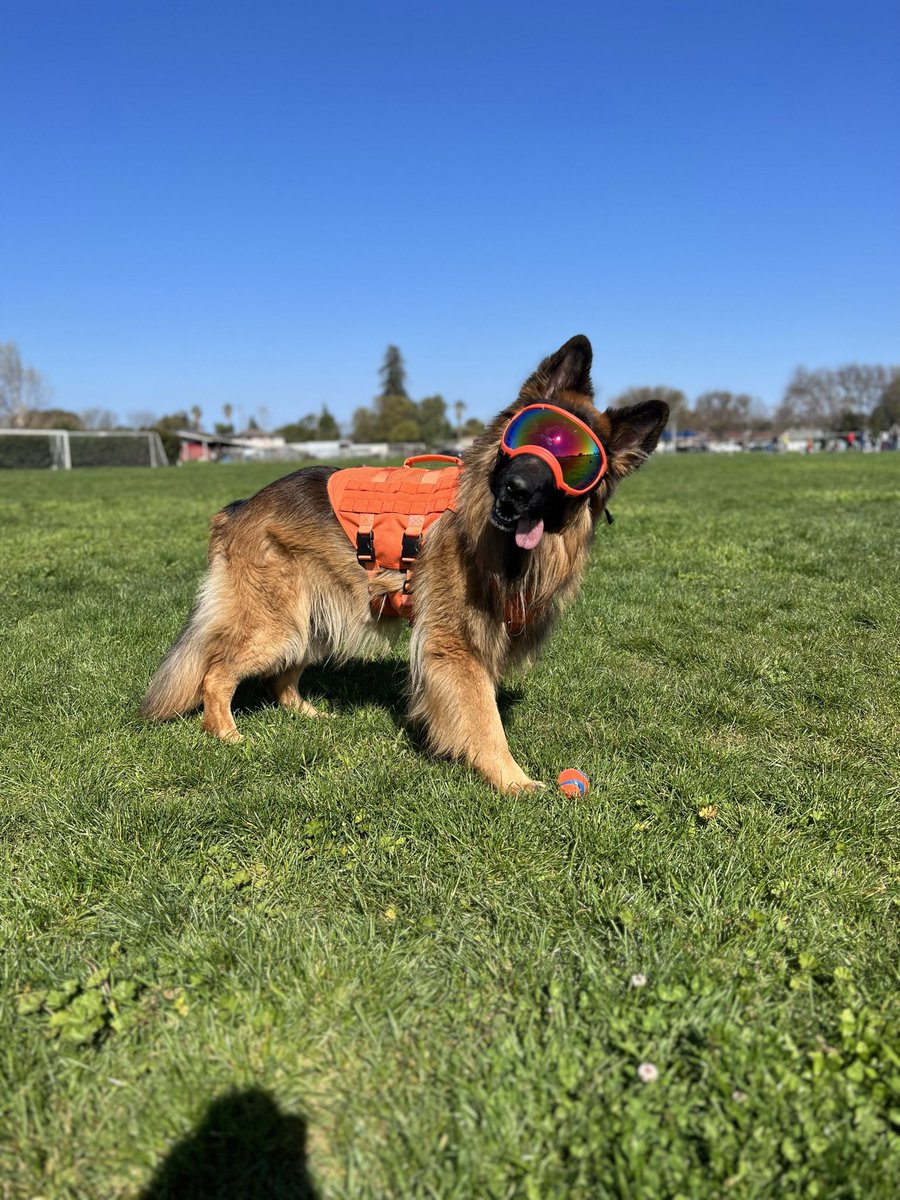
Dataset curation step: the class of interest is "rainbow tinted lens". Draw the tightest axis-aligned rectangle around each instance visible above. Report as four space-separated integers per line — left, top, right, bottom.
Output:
502 406 605 491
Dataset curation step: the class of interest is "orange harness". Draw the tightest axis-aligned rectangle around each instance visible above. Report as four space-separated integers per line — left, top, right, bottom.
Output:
327 456 541 633
327 456 462 621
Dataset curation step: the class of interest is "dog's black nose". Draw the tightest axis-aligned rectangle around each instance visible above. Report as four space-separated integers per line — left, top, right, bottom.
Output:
499 473 531 504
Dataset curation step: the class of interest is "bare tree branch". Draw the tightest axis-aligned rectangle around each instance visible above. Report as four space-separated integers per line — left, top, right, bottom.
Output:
0 341 51 427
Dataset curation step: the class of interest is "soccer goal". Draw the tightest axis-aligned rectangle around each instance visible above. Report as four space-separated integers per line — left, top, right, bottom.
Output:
0 428 169 469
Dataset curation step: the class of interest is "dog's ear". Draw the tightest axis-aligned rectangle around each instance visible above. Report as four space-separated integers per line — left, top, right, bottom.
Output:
529 335 594 398
604 400 669 477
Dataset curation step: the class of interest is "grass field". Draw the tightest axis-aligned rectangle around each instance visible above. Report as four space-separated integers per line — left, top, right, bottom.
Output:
1 452 899 1198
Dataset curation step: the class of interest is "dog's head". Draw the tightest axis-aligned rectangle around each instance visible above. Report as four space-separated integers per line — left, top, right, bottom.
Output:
488 335 669 549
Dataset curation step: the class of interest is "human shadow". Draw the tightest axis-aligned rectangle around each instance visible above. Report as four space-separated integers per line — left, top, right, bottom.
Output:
140 1088 318 1200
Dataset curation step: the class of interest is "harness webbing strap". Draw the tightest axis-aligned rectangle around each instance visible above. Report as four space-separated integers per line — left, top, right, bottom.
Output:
401 514 426 566
356 513 376 563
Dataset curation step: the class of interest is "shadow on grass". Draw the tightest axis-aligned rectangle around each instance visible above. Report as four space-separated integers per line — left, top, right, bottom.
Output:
140 1088 318 1200
305 657 408 721
234 657 526 728
231 657 407 723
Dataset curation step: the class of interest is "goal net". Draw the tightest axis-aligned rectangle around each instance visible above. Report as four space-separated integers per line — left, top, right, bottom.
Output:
0 429 169 469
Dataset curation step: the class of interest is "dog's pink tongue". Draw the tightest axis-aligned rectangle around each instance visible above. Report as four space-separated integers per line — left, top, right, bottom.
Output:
515 516 544 550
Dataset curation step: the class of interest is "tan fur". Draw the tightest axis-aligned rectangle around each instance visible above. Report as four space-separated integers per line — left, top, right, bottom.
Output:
141 337 667 792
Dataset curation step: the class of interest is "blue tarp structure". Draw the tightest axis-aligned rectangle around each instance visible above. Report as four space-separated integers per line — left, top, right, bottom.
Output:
660 429 697 441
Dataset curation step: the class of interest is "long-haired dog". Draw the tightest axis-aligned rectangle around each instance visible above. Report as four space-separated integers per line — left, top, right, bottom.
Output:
142 335 668 791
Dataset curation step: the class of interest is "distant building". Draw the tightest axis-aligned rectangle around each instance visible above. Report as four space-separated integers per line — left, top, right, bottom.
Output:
779 428 829 452
176 430 412 463
177 428 287 462
231 429 287 456
285 439 372 459
176 430 236 462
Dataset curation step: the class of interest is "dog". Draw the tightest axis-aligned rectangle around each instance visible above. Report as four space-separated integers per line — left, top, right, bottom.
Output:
141 335 668 792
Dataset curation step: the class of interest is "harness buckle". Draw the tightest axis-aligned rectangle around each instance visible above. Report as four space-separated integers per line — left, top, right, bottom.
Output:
400 533 420 566
356 513 376 563
399 514 425 567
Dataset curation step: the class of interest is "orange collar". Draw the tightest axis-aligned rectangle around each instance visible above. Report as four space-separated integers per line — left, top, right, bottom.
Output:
500 587 549 636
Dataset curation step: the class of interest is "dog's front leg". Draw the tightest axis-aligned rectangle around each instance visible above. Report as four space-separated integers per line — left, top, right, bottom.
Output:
411 637 543 794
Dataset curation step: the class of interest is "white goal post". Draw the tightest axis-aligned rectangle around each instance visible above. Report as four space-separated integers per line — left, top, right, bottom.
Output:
0 428 169 469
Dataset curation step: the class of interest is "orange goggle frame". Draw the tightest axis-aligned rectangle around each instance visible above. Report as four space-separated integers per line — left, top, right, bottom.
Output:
499 403 608 495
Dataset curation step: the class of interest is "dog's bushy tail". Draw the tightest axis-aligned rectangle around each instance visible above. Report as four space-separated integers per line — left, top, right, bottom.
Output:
141 575 219 721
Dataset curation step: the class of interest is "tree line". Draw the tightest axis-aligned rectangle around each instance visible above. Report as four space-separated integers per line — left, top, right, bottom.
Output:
3 339 898 449
610 366 900 439
349 346 483 445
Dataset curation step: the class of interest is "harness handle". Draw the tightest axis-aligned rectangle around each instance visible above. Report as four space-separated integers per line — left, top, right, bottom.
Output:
402 454 463 468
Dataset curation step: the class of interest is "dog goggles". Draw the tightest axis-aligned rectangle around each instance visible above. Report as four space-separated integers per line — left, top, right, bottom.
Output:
500 404 608 495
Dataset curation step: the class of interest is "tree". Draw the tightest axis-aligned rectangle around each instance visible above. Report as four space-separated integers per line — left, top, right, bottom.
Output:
388 418 421 443
24 407 83 431
127 409 158 430
353 399 424 444
417 395 453 446
870 372 900 432
283 414 319 441
381 394 421 442
0 341 50 427
780 364 895 431
771 394 802 430
354 346 417 441
152 411 190 464
190 404 203 431
462 416 485 437
379 346 408 398
693 391 761 437
276 406 342 442
80 406 118 429
834 407 867 433
453 400 466 437
352 347 457 445
216 403 235 436
611 386 688 424
316 405 341 440
352 406 380 443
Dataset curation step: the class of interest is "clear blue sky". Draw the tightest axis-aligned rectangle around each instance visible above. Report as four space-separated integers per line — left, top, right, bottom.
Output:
3 0 898 429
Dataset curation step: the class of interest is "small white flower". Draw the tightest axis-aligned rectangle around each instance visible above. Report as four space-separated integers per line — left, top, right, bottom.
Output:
630 973 647 988
637 1062 659 1083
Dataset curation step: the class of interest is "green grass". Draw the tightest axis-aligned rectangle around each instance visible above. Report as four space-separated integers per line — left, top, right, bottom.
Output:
1 453 899 1198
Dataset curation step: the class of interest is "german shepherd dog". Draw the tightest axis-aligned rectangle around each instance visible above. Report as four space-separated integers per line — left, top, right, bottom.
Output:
142 336 668 792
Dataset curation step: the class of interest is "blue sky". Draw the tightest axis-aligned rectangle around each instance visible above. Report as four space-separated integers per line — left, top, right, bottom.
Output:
3 0 898 429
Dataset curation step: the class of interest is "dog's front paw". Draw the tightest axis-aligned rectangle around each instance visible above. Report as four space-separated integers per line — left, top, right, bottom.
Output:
475 751 546 794
501 776 547 795
516 778 547 794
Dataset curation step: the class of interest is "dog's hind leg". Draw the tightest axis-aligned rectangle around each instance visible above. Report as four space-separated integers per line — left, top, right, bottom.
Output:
264 662 328 718
201 660 242 741
201 623 308 740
